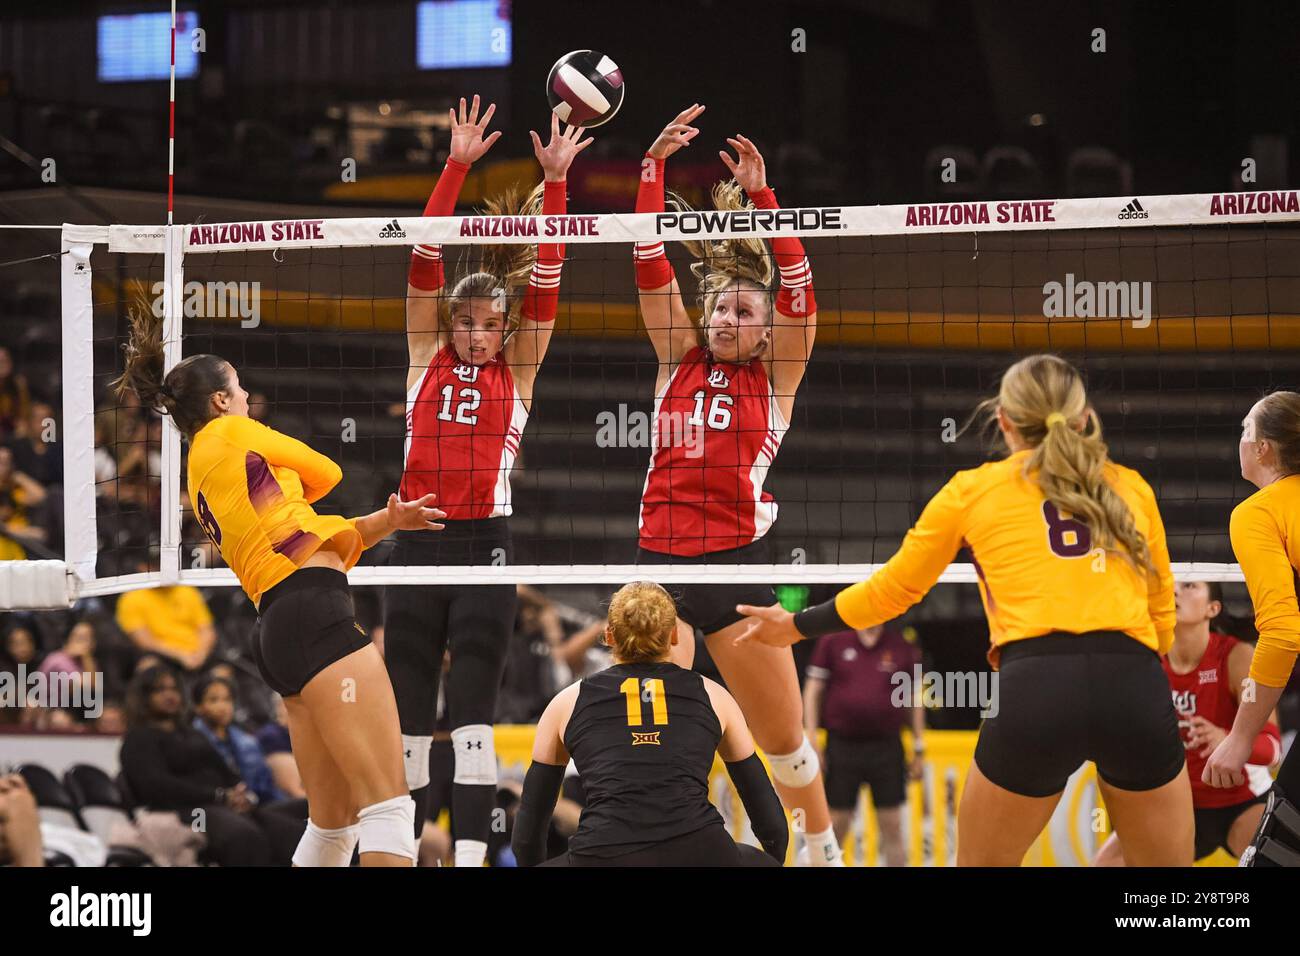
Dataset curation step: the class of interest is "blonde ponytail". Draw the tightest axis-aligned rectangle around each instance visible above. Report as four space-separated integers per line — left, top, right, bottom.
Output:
970 354 1152 572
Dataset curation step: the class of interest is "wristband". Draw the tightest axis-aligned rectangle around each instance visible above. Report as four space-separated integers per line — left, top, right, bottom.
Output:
792 598 849 639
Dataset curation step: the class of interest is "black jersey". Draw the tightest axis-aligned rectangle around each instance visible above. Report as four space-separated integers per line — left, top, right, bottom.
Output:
563 661 725 857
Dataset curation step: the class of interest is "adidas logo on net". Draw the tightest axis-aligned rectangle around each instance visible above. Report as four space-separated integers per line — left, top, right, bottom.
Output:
1118 199 1149 220
379 219 407 238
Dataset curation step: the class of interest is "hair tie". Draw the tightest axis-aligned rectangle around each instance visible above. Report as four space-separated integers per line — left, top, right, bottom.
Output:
1045 412 1068 430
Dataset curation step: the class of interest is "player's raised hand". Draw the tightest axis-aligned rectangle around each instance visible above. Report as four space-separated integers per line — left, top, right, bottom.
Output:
719 134 767 193
648 104 705 161
732 602 803 648
531 112 594 182
448 94 503 165
1202 730 1251 789
387 493 447 532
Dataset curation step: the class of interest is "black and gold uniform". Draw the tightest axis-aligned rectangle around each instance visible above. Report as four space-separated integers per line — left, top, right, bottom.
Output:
519 661 783 867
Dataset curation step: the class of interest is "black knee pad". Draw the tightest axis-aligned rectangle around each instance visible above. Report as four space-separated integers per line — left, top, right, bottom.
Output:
1240 788 1300 868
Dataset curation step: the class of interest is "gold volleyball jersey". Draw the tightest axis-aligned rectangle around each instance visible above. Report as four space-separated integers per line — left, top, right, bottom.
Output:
186 416 364 608
1230 474 1300 688
834 449 1175 666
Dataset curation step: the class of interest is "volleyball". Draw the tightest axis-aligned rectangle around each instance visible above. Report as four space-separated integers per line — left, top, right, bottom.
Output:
546 49 624 127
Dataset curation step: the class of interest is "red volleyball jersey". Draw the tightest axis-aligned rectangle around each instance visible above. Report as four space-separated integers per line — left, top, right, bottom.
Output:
400 343 527 520
638 347 788 557
1164 631 1255 809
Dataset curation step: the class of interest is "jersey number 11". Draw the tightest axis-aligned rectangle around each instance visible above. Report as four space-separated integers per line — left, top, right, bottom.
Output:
620 678 668 726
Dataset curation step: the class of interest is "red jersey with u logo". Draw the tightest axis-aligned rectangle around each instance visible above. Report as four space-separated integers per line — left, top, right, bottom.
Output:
1164 630 1255 809
638 346 788 556
401 343 528 519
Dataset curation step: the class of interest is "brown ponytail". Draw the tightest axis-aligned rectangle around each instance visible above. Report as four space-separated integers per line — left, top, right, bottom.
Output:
606 582 678 663
111 303 232 442
1252 390 1300 475
967 354 1153 572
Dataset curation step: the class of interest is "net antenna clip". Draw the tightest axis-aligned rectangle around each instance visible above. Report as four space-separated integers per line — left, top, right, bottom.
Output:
272 247 285 264
970 232 979 262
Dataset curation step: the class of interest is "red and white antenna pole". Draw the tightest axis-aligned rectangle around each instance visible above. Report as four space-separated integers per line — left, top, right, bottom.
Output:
167 0 176 225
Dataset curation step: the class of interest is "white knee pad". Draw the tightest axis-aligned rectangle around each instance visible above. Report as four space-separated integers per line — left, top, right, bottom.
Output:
402 734 433 790
357 795 417 861
292 820 359 867
767 735 820 789
451 724 498 787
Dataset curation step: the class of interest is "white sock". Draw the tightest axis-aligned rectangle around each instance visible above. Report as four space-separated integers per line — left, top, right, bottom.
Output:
454 839 488 868
805 825 844 867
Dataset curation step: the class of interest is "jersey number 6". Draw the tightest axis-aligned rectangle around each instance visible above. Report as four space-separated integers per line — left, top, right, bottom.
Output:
1042 500 1091 557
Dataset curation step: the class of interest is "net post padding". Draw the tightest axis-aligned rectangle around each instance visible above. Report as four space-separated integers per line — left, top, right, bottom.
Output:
159 224 185 585
59 225 99 585
0 560 77 609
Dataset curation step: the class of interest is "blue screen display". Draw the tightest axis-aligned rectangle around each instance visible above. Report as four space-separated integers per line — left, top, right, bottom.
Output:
98 11 201 83
416 0 512 69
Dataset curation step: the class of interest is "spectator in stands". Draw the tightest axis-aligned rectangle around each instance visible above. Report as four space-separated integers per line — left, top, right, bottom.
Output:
190 674 286 807
6 399 61 486
36 619 102 722
255 694 305 800
1 620 40 672
96 700 127 734
0 445 48 559
119 663 304 866
114 564 217 672
804 623 925 866
204 660 272 729
0 347 31 441
0 773 44 867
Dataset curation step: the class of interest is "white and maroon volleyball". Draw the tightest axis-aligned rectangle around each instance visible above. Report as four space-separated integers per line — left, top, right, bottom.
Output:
546 50 624 128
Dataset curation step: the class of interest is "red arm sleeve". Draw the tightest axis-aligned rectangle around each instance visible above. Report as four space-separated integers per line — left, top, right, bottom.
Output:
408 157 471 291
1249 722 1282 765
747 186 815 317
520 180 567 324
634 153 674 289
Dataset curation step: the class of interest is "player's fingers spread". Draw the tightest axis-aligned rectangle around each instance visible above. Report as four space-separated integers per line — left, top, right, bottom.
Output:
469 93 481 123
484 130 503 148
480 101 496 127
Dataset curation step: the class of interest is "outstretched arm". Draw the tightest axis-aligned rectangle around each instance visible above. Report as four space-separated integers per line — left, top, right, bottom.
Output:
736 475 969 647
720 135 817 415
407 95 501 381
636 105 705 369
507 115 593 404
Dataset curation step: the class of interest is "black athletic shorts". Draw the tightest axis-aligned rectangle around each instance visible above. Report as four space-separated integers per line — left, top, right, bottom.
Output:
1194 794 1267 860
253 566 371 697
540 822 778 867
973 631 1185 798
636 535 777 636
824 731 906 810
383 520 517 734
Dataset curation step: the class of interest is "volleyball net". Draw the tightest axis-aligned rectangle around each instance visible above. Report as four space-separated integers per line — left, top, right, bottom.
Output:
12 187 1300 604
